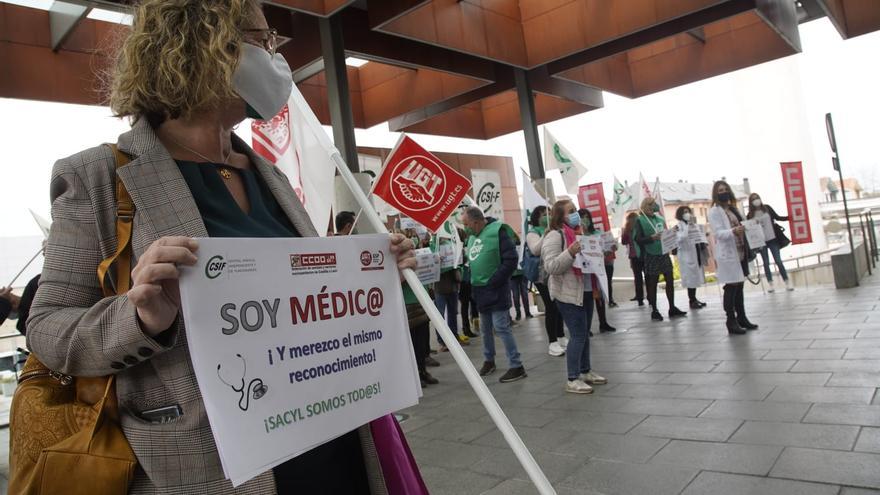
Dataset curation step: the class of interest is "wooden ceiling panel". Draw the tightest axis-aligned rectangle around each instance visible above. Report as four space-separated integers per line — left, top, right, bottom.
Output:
518 0 574 21
818 0 880 39
557 5 800 98
270 0 355 16
479 0 522 21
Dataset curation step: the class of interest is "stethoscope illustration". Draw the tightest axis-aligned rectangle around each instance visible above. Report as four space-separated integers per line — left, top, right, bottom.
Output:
216 354 268 412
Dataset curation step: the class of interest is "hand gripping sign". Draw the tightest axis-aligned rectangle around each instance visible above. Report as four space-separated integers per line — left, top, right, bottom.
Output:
372 135 472 233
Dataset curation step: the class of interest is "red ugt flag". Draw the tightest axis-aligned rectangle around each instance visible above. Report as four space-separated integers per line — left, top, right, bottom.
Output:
578 183 611 232
373 135 471 232
781 161 812 244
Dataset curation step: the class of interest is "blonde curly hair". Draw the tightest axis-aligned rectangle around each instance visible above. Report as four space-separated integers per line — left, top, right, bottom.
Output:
109 0 261 125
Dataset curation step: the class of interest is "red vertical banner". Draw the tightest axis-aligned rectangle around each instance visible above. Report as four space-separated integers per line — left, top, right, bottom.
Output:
578 183 611 232
780 162 813 244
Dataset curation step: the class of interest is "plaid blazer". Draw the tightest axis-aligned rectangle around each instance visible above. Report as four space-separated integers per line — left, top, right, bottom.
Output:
27 119 388 494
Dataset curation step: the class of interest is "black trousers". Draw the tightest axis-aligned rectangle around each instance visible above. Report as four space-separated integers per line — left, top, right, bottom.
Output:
535 282 565 343
723 283 748 321
459 282 478 330
629 257 645 302
605 263 615 303
646 271 675 311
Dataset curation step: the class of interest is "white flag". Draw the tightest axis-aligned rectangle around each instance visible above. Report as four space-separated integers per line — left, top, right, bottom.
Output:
652 177 666 218
609 176 633 229
251 88 337 235
543 128 587 194
521 169 549 231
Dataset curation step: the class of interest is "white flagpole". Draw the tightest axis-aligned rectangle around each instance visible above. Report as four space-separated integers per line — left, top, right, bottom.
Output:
7 247 43 288
289 88 555 494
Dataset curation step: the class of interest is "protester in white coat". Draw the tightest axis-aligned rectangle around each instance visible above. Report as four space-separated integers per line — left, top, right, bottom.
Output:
674 206 707 309
708 180 757 335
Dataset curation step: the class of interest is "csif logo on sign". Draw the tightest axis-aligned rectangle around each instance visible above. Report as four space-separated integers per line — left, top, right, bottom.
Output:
477 182 501 214
206 255 227 279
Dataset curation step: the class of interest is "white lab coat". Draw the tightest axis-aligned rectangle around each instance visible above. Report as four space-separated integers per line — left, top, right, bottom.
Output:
708 205 745 284
675 220 706 288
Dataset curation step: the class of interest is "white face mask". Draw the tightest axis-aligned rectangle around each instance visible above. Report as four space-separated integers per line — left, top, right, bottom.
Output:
683 213 692 222
752 199 762 207
232 43 293 121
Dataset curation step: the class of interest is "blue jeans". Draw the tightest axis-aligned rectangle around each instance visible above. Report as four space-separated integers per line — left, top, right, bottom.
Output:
434 292 459 345
759 239 788 282
479 310 522 368
556 294 594 380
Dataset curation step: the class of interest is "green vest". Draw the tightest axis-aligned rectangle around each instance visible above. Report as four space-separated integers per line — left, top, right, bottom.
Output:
636 214 665 256
467 222 507 286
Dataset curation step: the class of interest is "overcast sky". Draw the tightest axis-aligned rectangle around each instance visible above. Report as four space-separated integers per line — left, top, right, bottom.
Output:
1 17 877 247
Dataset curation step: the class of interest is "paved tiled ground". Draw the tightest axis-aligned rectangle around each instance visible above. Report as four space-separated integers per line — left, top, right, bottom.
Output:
401 276 880 495
0 277 877 494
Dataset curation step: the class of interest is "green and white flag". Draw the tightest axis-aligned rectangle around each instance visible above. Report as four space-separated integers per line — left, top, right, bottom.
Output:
521 168 550 232
609 175 633 230
543 127 587 194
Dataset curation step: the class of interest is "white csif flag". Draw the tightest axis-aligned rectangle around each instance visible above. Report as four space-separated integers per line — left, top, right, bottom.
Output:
609 176 633 229
251 87 336 235
521 169 549 231
543 128 587 194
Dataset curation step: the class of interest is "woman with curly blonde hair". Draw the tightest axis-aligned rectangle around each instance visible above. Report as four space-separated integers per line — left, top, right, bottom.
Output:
25 1 414 493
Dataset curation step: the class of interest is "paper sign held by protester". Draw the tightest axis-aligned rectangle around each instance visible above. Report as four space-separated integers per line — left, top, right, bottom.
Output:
743 220 766 249
179 236 420 486
414 248 441 284
579 234 604 257
437 242 457 269
688 224 707 245
372 135 471 233
600 231 616 252
661 229 678 254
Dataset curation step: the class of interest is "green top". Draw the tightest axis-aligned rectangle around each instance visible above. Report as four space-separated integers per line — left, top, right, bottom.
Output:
529 225 546 237
177 161 297 237
636 213 665 256
466 222 514 286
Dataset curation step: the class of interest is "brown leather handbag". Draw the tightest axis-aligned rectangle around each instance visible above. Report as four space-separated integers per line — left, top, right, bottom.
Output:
8 144 139 494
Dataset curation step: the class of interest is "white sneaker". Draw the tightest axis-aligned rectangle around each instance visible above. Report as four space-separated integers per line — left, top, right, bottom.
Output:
565 379 593 394
558 337 569 348
767 279 775 293
579 371 607 385
785 279 794 291
548 342 566 357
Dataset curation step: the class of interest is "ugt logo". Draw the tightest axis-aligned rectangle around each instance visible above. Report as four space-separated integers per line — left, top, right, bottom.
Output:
205 255 226 279
391 156 446 212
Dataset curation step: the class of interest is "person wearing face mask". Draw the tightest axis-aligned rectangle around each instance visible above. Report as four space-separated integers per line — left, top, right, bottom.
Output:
462 207 526 383
746 193 793 292
709 180 758 335
542 200 607 394
578 209 617 333
23 2 416 492
634 198 687 322
674 206 708 309
527 206 568 356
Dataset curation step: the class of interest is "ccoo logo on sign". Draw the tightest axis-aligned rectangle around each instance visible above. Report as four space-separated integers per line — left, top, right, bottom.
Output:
206 255 226 279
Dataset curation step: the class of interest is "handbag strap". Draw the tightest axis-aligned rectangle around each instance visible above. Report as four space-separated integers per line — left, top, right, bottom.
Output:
97 144 134 298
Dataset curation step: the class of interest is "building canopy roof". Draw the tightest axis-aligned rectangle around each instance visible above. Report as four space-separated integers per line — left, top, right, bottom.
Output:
1 0 879 140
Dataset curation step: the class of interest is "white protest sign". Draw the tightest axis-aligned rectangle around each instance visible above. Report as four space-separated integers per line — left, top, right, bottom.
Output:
743 220 766 249
414 247 441 284
600 231 616 252
179 236 420 486
437 242 456 269
661 228 678 254
400 216 428 236
575 253 608 303
578 234 604 257
471 169 505 221
688 224 707 245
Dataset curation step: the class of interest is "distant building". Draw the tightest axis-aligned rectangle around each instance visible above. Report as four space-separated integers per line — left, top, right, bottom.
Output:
819 177 863 202
615 179 748 226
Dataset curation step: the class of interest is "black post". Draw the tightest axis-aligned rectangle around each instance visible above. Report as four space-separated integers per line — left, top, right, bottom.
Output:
319 15 359 172
515 69 544 180
869 212 878 263
826 113 858 285
860 214 872 275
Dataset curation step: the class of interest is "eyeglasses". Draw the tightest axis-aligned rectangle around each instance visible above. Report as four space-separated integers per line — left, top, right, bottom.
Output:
243 28 278 55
